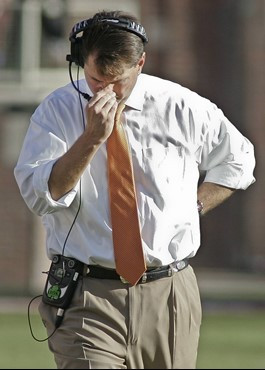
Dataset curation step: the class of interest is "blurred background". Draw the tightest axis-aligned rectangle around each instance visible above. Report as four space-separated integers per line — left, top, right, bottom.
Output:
0 0 264 314
0 0 264 368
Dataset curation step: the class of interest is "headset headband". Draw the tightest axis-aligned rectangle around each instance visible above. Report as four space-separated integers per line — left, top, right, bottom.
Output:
69 17 148 43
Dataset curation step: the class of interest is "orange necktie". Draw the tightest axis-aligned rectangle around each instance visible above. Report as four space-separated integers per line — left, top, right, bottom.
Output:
107 103 146 285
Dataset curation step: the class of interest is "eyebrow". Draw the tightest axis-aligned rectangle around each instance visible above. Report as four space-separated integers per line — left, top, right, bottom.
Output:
90 75 126 84
91 76 103 83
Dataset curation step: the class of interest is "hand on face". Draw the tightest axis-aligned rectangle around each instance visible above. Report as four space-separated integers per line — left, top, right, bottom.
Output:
85 85 120 144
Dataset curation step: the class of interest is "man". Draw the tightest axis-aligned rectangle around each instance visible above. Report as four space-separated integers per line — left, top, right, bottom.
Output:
14 10 255 369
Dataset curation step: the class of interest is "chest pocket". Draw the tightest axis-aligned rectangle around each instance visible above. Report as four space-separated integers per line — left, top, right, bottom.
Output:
142 145 185 191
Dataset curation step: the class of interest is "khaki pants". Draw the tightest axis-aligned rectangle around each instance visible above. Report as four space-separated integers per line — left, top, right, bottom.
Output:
39 265 202 369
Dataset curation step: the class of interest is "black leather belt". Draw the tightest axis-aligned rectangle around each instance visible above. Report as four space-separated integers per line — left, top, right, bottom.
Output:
85 258 189 284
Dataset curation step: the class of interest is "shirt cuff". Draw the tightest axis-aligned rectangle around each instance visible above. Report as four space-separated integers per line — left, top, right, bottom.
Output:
33 159 78 211
204 162 256 190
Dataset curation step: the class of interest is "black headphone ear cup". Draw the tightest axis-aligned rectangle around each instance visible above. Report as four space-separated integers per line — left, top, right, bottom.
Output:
70 38 84 68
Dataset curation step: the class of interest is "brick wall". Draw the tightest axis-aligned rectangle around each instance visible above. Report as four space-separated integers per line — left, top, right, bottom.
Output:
0 114 32 294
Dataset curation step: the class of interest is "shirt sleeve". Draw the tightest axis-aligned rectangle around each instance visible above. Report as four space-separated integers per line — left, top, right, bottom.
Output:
198 102 256 190
14 97 79 216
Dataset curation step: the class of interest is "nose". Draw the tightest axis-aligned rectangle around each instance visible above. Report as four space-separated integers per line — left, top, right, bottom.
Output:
98 82 114 91
97 83 106 90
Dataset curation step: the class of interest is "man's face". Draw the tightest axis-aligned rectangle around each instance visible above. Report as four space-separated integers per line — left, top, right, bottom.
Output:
83 52 145 102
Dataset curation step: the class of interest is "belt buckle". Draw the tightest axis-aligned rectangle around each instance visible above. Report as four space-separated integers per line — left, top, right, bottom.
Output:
120 276 129 284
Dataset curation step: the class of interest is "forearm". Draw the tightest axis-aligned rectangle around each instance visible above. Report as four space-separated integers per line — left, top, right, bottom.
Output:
48 132 101 200
49 88 118 201
197 182 236 216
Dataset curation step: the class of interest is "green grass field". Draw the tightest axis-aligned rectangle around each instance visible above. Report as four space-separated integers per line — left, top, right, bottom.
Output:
0 310 265 369
197 311 265 369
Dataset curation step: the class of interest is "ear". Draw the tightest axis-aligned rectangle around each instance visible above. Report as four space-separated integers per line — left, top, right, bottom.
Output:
138 52 146 73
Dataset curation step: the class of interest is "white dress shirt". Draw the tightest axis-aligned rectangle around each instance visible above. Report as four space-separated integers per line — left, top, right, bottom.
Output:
14 73 256 268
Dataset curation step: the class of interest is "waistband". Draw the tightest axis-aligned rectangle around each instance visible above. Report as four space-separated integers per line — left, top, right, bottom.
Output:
51 255 189 285
85 259 189 284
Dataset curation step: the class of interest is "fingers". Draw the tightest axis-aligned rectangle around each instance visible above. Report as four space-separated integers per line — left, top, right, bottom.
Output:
88 85 115 108
85 86 119 138
89 92 117 117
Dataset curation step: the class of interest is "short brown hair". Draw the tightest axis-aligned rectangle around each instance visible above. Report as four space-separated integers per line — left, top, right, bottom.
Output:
82 10 145 76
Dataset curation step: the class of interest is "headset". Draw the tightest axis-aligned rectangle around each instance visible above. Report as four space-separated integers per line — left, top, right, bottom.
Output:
66 17 148 68
66 16 148 100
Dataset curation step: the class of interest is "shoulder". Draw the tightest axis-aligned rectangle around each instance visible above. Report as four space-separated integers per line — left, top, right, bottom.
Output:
40 81 79 107
33 80 88 116
140 73 216 112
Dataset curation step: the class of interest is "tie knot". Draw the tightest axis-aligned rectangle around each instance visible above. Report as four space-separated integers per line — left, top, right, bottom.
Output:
115 103 126 123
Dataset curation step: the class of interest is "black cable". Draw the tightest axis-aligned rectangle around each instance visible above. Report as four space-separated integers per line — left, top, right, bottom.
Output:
28 63 86 342
61 63 85 257
68 61 91 101
76 64 87 130
27 295 57 342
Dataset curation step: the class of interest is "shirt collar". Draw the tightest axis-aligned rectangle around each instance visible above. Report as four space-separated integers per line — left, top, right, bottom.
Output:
125 74 145 111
